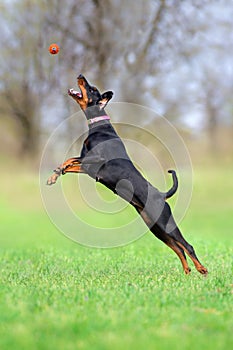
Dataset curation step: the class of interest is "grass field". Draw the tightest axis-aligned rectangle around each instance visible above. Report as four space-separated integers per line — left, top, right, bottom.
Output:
0 164 232 350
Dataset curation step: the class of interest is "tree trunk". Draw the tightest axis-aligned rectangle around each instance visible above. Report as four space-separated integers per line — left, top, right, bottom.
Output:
206 102 219 155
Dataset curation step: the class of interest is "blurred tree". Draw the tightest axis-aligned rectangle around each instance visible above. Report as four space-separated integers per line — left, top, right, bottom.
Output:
146 0 233 149
0 1 49 157
0 0 233 159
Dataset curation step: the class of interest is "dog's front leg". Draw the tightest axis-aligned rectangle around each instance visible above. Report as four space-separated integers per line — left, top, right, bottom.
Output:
47 157 83 185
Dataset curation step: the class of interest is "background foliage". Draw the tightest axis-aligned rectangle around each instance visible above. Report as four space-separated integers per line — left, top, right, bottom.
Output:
0 0 233 159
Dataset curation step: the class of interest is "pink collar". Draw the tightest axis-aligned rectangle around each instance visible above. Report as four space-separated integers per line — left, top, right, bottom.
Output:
88 115 110 125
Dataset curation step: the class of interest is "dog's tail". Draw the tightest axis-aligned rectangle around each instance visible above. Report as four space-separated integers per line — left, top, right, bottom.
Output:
164 170 178 199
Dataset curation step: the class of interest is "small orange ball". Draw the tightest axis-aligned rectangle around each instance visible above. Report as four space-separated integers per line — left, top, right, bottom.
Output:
48 43 60 55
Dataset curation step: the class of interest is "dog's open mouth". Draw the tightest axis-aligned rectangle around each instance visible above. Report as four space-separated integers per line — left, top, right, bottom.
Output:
68 88 82 99
68 74 87 99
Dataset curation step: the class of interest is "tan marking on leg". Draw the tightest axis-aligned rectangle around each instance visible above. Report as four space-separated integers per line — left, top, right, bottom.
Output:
177 242 208 275
165 240 191 274
47 158 83 185
62 164 85 174
137 207 191 274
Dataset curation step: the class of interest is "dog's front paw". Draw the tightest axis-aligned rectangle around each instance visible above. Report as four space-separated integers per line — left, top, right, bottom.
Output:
46 167 62 186
47 173 59 185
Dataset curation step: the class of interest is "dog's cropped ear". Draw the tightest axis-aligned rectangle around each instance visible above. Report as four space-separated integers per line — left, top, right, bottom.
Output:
98 91 113 109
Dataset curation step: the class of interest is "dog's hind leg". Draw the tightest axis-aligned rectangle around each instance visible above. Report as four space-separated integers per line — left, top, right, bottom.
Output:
169 227 208 275
151 225 191 274
136 206 191 274
164 238 191 274
140 201 207 275
162 204 208 275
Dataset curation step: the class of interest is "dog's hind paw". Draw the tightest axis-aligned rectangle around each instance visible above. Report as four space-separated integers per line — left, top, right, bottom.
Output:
198 266 208 276
184 267 191 274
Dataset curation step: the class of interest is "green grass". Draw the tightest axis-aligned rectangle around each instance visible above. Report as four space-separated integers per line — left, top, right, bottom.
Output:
0 165 232 350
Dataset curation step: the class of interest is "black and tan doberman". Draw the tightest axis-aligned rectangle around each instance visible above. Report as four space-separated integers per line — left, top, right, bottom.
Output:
47 74 208 275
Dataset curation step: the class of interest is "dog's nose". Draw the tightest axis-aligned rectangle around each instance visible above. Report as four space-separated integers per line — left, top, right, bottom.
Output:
77 74 84 79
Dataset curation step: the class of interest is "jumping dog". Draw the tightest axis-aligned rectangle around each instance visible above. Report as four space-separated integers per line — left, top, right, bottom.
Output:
47 74 208 275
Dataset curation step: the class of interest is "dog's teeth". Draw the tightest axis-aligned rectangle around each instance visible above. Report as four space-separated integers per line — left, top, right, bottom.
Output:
68 88 81 97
